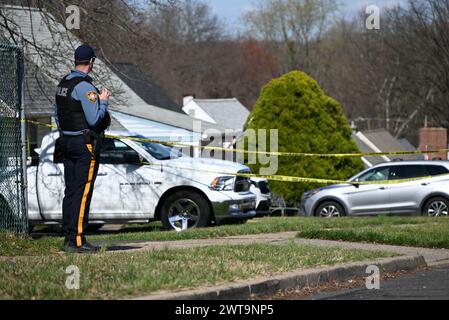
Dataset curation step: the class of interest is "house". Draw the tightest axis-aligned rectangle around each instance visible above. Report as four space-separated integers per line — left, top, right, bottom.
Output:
419 127 448 160
352 129 424 168
105 66 231 156
109 62 180 114
0 5 229 158
182 96 250 135
23 61 57 156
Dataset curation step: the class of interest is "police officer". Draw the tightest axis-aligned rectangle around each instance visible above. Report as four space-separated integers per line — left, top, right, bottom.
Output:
55 44 111 253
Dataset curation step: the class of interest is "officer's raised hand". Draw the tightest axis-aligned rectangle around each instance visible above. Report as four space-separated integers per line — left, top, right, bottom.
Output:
100 88 110 102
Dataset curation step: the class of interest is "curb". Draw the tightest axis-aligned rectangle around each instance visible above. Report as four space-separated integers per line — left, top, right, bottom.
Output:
132 255 427 300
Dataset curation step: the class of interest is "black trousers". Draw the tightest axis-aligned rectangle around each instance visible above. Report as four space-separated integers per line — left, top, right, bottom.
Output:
61 135 100 247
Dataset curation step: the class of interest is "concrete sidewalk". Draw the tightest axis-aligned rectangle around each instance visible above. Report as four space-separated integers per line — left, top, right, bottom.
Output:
104 232 297 252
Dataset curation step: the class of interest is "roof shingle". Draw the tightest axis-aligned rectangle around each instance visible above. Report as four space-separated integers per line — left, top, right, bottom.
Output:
24 61 54 116
194 98 249 131
110 63 180 113
362 129 423 161
352 129 423 166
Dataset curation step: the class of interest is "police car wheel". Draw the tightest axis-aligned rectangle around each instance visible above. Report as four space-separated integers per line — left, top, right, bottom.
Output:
161 191 211 231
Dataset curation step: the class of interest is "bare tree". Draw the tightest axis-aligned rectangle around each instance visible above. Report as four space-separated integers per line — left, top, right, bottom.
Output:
312 4 439 145
139 0 230 104
0 0 174 105
401 0 449 128
145 0 224 45
244 0 339 72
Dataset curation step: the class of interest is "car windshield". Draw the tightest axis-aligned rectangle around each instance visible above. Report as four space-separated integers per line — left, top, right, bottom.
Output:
131 136 186 161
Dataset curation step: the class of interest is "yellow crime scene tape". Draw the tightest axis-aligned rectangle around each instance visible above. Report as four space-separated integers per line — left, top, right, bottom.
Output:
21 118 449 186
22 119 449 158
140 161 449 186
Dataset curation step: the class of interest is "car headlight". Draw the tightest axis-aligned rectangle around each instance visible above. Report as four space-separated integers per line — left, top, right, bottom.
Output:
303 189 321 200
210 176 235 191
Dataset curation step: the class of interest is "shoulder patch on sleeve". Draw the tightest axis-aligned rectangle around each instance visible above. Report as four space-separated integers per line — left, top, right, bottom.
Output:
86 90 98 103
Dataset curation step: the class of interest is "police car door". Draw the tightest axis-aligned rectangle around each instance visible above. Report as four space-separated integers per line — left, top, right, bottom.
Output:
37 135 120 220
87 138 126 219
37 147 65 220
96 138 153 219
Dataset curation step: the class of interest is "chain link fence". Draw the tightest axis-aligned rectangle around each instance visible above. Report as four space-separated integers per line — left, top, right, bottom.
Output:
0 43 28 234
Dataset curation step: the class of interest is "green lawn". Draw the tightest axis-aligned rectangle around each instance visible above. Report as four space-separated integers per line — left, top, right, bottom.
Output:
0 243 395 300
90 216 444 243
297 219 449 249
2 216 448 257
0 232 61 256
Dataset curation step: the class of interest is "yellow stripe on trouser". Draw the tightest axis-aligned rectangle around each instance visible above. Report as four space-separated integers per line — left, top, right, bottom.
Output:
76 144 95 247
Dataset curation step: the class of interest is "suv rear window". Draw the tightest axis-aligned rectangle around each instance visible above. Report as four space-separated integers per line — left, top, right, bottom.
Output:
425 165 449 176
389 165 428 179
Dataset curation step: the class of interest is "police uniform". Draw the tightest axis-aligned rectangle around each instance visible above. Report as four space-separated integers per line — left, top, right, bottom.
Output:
55 45 110 252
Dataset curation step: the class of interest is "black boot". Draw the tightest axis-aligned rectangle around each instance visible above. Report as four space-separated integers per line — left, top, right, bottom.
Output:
63 241 101 254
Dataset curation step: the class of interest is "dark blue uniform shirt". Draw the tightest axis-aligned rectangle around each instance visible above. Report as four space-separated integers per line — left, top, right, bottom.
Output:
55 70 109 136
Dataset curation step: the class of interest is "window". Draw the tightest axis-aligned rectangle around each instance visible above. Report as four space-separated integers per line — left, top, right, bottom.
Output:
100 139 141 165
389 165 428 180
357 167 390 182
425 165 449 176
132 136 185 160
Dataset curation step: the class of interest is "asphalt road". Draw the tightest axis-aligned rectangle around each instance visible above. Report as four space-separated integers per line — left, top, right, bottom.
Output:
305 264 449 300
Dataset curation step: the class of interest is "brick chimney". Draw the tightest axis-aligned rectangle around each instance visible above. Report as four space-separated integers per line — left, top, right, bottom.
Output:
419 127 448 160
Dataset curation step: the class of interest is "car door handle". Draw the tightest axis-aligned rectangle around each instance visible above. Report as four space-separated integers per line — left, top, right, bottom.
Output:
97 172 108 176
421 182 430 186
379 187 387 190
47 173 62 177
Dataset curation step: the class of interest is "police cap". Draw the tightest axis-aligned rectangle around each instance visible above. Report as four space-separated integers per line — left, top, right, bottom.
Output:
74 45 96 63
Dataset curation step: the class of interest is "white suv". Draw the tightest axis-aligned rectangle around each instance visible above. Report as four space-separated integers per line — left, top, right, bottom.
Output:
26 131 257 231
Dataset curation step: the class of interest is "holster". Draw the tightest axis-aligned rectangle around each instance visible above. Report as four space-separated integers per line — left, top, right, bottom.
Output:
53 135 65 164
82 130 104 158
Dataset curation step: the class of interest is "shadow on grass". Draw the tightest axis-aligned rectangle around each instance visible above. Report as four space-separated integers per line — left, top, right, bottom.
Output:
104 245 143 252
30 223 165 240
